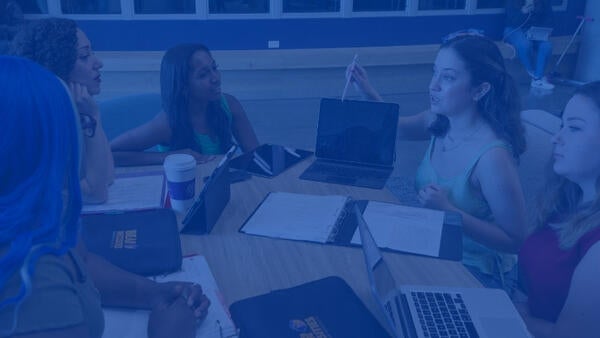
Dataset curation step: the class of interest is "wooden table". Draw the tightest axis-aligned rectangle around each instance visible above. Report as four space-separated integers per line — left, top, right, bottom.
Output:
120 156 480 325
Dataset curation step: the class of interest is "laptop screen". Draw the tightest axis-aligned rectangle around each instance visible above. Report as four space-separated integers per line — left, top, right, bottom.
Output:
316 98 399 166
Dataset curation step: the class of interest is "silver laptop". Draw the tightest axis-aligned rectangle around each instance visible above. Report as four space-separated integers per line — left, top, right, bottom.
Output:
526 26 553 41
356 205 531 338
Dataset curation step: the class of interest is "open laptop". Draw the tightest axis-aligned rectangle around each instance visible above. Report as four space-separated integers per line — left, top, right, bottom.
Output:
300 98 399 189
526 26 553 41
180 145 237 234
356 205 531 338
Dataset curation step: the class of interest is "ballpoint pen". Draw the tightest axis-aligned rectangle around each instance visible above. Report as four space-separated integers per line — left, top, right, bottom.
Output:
342 54 359 101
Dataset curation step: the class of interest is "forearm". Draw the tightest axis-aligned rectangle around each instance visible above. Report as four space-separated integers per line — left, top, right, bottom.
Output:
81 121 113 203
452 207 523 253
112 151 169 167
84 250 158 309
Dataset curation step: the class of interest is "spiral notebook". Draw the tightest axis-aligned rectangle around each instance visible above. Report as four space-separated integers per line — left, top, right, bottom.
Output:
239 192 462 260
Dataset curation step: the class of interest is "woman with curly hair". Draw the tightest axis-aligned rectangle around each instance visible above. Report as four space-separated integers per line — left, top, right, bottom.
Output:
11 17 114 204
110 43 259 166
347 33 527 291
0 56 209 338
516 81 600 337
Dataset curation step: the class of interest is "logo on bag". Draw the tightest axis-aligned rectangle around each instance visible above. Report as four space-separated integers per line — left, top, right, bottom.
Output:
111 229 137 249
289 316 332 338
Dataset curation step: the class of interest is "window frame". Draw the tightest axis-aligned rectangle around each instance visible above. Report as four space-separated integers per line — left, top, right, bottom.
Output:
23 0 569 19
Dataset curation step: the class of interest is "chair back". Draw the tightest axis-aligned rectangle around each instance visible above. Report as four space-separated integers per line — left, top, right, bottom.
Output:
99 93 162 141
519 109 561 226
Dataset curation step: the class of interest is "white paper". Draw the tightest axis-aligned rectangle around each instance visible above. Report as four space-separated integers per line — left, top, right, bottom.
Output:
351 201 444 257
241 192 349 243
102 256 237 338
82 174 165 214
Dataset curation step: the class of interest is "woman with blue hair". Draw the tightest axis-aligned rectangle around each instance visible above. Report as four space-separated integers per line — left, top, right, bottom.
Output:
0 56 209 338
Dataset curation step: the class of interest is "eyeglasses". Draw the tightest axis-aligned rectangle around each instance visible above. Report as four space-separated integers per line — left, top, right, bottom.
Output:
442 29 485 43
79 113 97 138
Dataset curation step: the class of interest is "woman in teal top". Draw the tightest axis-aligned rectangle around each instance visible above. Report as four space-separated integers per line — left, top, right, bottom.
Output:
111 43 259 166
347 34 527 291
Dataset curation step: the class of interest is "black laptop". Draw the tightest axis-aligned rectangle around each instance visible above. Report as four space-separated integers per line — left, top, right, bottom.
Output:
180 145 236 234
300 98 399 189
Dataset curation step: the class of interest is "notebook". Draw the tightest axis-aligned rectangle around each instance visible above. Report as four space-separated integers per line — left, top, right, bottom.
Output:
526 26 553 41
81 208 182 276
82 172 166 214
229 276 391 338
239 192 462 260
229 143 313 178
181 145 236 234
356 205 531 338
102 255 237 338
300 98 399 189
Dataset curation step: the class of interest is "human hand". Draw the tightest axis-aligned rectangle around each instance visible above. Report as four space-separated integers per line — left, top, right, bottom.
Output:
151 281 211 320
345 62 381 101
69 82 99 118
148 296 196 338
178 149 216 164
418 184 454 211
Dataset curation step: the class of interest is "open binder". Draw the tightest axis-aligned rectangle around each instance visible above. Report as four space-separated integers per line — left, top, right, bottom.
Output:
239 192 462 261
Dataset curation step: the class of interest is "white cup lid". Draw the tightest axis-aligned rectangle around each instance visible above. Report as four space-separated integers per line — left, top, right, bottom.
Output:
163 154 196 171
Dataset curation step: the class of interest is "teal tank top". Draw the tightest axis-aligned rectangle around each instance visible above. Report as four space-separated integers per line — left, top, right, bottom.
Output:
415 137 517 276
157 95 232 155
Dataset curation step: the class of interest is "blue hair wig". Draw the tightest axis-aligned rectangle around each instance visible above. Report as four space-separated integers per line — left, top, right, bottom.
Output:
0 56 82 332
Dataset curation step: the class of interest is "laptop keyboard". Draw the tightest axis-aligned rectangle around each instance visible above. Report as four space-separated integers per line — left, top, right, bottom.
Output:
310 162 390 179
411 291 479 338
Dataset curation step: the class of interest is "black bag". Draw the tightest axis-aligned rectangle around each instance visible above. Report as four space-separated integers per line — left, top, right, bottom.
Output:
81 208 182 276
229 276 391 338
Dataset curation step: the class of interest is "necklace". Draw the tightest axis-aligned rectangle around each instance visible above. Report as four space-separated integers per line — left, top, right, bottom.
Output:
440 123 485 152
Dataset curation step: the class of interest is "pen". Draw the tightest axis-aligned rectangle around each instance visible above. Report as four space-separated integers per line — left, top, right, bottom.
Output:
342 54 359 101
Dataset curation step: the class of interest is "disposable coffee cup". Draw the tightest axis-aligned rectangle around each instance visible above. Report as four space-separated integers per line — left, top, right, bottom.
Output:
163 154 196 215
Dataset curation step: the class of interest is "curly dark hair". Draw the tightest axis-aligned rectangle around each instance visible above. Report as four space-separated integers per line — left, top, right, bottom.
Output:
10 18 78 81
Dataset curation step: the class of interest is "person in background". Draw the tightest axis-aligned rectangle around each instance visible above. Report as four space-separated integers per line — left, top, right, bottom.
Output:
517 81 600 338
0 0 24 54
0 56 209 338
504 0 555 90
11 17 114 204
347 33 527 293
111 43 259 166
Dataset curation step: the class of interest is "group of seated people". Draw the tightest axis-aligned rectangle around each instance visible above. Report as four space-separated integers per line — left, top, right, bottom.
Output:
0 17 598 338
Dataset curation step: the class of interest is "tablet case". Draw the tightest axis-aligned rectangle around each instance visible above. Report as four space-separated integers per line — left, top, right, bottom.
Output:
229 276 391 338
81 208 182 276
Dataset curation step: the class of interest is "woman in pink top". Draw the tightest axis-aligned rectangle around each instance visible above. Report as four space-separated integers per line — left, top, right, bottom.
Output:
518 81 600 337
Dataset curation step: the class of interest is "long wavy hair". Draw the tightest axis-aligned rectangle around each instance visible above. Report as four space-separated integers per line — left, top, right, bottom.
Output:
10 17 78 82
536 81 600 249
0 56 82 335
160 43 233 153
429 34 526 159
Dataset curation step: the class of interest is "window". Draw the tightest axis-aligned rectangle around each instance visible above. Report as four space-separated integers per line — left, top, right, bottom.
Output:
134 0 195 14
60 0 121 14
418 0 466 10
209 0 269 14
353 0 406 12
16 0 47 13
476 0 503 9
282 0 340 13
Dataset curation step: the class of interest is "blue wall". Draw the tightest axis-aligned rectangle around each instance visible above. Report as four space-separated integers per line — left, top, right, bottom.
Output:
79 1 585 51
